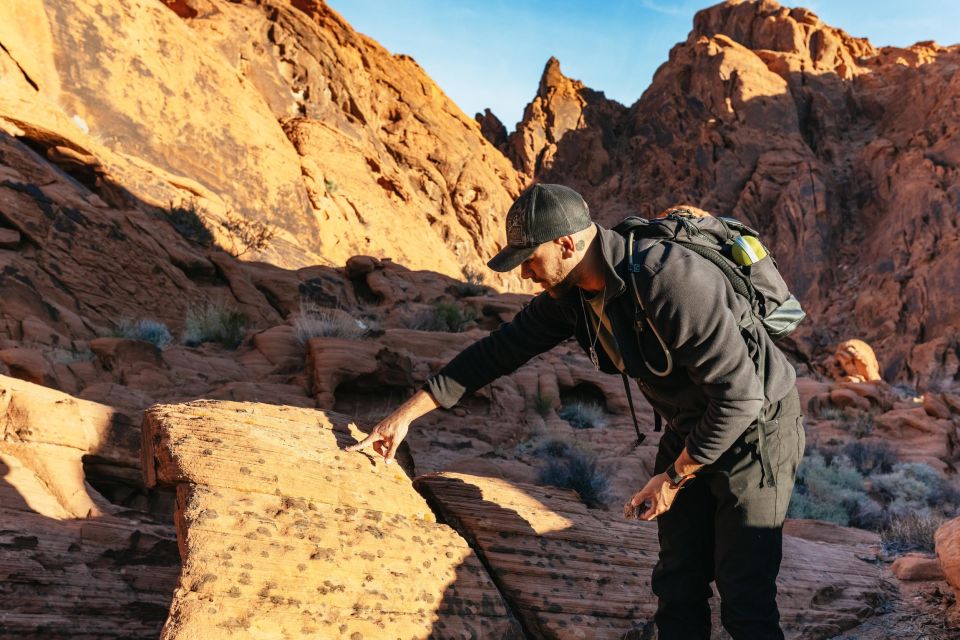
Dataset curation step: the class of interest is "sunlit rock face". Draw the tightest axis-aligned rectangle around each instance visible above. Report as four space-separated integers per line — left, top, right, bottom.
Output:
508 1 960 385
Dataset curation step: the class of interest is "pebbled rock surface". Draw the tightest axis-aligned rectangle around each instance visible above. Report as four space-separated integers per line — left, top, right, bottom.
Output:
141 400 524 639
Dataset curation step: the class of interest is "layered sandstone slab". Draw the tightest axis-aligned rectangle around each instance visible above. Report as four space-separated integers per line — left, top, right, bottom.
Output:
142 400 523 639
416 473 886 640
0 375 178 638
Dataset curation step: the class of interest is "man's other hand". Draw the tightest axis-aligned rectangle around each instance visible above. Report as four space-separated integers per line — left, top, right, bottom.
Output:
625 473 684 521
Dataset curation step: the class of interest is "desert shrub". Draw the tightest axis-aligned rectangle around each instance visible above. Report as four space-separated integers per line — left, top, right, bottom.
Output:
167 199 214 247
871 462 960 515
788 450 878 527
183 303 249 349
324 179 338 194
532 438 573 459
842 440 897 475
558 402 607 429
538 445 610 507
839 411 874 437
533 392 554 417
111 318 173 349
221 212 277 258
293 302 366 343
791 445 959 537
455 265 490 297
881 511 945 553
405 302 477 332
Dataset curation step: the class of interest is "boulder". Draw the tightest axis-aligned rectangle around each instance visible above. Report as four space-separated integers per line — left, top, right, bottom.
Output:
141 400 524 639
890 553 945 581
305 337 415 408
832 339 883 383
935 516 960 600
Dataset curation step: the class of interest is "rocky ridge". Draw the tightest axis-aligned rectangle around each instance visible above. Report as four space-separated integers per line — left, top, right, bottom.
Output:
496 0 960 386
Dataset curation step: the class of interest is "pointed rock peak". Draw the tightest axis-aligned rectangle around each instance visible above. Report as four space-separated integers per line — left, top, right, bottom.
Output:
538 56 573 96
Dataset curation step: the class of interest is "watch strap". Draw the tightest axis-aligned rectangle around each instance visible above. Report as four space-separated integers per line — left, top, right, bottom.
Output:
666 462 685 486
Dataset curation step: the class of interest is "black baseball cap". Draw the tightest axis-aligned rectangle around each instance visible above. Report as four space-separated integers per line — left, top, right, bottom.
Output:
487 183 592 272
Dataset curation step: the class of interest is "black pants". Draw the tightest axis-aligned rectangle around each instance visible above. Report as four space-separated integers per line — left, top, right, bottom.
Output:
651 387 804 640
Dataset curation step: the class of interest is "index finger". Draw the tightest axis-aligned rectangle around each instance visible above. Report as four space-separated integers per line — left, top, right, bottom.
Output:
345 432 380 452
630 489 651 507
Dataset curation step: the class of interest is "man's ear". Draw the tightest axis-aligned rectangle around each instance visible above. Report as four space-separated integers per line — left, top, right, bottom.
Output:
556 235 576 257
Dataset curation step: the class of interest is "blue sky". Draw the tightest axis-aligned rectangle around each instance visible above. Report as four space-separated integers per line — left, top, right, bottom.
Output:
328 1 960 130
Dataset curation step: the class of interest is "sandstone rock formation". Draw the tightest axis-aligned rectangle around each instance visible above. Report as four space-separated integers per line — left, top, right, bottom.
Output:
0 0 531 289
803 375 960 470
830 339 883 383
2 0 960 636
142 400 524 639
165 0 529 287
139 395 886 639
506 57 628 183
0 375 179 638
418 473 888 639
506 0 960 385
890 554 945 582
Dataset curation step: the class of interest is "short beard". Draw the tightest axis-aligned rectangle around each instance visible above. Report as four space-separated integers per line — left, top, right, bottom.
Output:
544 268 578 299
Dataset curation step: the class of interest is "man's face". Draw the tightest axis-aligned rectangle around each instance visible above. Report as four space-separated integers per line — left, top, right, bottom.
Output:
519 240 574 298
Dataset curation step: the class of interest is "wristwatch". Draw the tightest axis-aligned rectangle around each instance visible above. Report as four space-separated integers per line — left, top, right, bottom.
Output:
666 462 687 487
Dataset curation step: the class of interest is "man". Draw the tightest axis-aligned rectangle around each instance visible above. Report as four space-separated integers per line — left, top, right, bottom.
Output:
347 183 804 639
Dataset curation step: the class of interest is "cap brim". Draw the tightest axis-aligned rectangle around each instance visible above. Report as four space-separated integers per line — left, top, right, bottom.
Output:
486 244 538 272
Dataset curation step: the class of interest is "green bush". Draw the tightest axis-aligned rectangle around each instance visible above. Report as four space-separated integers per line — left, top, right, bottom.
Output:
183 303 248 349
293 302 366 343
111 318 173 349
46 346 96 364
538 444 609 508
871 462 960 516
790 446 959 540
787 450 878 527
558 402 607 429
532 438 573 459
841 411 874 438
533 392 554 417
405 302 477 332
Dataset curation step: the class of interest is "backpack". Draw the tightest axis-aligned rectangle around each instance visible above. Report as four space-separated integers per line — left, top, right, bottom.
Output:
611 209 804 486
613 209 805 376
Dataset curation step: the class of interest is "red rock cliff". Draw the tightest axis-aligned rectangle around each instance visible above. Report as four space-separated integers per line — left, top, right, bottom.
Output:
508 0 960 384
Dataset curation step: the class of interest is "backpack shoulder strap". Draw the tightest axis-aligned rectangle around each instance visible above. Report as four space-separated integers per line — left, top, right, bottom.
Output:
625 229 674 377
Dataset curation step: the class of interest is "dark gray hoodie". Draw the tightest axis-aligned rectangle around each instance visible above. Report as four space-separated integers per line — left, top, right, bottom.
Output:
425 224 796 466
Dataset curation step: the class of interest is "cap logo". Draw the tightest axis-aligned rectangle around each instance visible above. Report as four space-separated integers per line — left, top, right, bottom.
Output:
506 203 527 246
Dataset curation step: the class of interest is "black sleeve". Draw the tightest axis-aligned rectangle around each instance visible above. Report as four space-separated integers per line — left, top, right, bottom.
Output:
647 254 764 465
424 293 577 408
